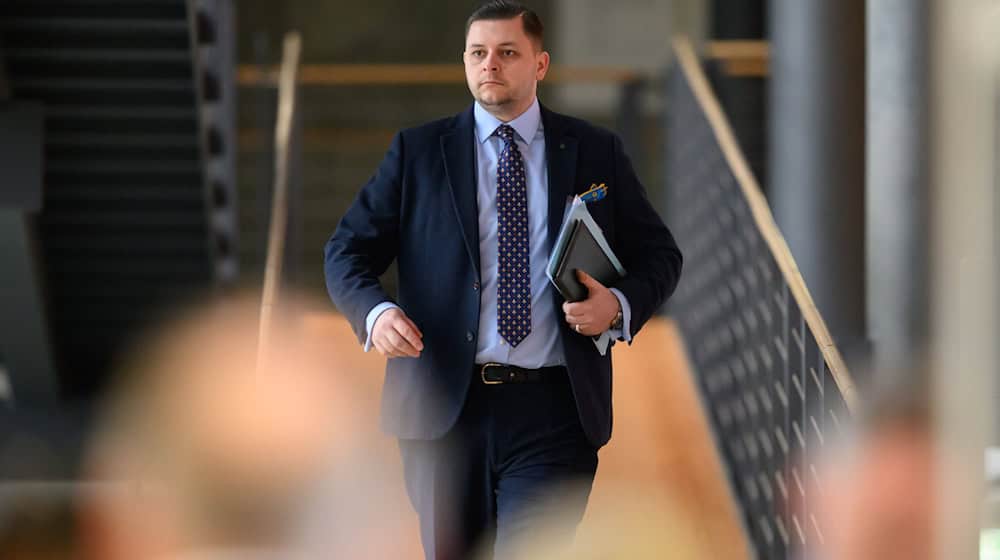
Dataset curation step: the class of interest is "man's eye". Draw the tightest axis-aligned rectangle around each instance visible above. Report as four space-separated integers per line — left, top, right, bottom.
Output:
472 50 485 57
504 50 516 56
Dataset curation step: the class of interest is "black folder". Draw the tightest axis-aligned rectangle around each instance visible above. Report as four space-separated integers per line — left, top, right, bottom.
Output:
551 220 625 302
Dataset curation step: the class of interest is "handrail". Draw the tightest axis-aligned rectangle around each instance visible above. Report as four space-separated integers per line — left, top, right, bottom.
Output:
237 63 642 87
705 40 769 77
257 31 301 371
672 36 857 412
706 40 769 60
236 41 765 89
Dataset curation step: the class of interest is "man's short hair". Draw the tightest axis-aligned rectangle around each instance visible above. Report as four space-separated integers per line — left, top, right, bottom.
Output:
466 1 545 49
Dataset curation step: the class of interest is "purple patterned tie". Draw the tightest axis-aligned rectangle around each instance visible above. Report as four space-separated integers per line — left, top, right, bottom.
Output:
495 124 531 347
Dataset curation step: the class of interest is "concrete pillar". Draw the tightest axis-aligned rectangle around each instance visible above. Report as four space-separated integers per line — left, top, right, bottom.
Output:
768 0 867 363
0 211 60 405
0 48 59 405
927 0 999 556
866 0 929 374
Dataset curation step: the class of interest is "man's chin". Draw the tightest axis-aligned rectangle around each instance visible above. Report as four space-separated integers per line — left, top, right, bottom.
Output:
476 93 512 108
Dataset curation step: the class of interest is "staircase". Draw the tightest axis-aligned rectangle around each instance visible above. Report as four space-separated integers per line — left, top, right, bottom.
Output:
0 0 236 398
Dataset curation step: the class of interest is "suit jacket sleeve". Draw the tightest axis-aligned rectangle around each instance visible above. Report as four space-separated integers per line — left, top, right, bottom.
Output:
324 132 405 344
609 133 683 340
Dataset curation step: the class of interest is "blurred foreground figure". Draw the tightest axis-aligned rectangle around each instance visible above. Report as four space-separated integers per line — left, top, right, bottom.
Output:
78 296 412 559
817 379 935 560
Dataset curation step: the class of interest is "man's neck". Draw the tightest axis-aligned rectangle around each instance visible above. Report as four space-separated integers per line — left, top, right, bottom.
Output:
480 97 537 123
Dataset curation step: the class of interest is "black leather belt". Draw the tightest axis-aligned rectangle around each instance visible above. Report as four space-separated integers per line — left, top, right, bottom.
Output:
476 363 568 385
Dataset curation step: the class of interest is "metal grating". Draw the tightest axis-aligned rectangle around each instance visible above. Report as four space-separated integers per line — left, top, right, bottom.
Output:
665 44 856 560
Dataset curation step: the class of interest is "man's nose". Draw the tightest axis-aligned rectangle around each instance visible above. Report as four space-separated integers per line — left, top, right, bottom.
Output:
481 51 500 72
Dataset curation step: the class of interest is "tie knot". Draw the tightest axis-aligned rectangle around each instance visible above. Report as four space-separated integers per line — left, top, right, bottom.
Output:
495 124 516 143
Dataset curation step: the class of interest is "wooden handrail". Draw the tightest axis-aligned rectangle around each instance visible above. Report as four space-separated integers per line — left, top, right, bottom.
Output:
705 39 769 61
673 36 857 412
238 63 643 87
257 31 301 372
705 39 769 77
237 42 767 88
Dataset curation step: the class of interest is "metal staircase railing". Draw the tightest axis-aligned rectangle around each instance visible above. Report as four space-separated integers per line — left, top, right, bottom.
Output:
665 37 858 560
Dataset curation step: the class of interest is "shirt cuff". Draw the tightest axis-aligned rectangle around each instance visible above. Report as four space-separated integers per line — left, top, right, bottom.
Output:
364 302 399 352
590 289 633 355
608 288 632 342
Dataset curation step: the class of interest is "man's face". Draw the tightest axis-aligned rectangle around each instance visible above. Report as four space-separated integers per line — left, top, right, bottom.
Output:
464 17 549 117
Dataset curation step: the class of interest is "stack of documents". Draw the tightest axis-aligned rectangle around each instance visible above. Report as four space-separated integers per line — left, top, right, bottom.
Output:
546 195 626 302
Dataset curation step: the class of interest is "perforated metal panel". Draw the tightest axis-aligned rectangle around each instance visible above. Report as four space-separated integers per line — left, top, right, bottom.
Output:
665 62 852 560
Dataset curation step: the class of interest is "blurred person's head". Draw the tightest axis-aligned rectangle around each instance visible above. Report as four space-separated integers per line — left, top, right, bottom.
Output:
464 1 549 121
819 376 935 560
77 294 377 559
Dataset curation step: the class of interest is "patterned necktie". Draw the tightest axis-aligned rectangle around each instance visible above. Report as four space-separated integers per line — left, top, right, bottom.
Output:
495 124 531 347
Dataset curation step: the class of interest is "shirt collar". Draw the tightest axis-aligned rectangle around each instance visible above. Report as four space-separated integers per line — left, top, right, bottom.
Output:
474 98 542 146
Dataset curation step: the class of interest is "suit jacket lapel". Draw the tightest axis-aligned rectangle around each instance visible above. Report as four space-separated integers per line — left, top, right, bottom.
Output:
440 106 481 277
542 106 578 252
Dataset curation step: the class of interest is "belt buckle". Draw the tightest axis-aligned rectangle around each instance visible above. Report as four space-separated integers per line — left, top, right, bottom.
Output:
481 362 504 385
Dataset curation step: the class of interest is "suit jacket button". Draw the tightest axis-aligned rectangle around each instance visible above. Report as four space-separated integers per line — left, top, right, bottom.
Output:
473 282 480 291
466 331 474 342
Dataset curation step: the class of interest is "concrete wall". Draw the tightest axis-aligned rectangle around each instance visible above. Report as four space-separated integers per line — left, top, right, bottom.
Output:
551 0 706 114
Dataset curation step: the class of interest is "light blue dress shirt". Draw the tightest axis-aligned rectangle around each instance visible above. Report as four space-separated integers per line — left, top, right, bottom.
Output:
364 98 632 364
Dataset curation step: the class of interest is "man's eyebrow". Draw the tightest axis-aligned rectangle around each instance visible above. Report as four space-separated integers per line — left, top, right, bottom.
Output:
466 42 520 48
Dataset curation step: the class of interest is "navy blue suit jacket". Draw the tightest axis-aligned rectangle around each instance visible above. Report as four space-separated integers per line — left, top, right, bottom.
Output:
324 104 682 447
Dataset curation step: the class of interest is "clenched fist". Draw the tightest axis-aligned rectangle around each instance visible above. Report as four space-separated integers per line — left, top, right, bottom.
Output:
371 307 424 359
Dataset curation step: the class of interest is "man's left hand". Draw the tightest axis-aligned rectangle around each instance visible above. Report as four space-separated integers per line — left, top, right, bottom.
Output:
563 270 620 337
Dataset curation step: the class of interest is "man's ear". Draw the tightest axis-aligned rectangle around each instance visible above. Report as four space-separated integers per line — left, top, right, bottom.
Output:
536 51 551 81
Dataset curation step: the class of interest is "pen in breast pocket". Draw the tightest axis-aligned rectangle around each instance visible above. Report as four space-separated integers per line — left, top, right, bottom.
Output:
579 183 608 203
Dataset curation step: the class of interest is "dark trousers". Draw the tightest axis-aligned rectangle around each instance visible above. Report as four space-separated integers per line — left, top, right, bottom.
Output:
398 370 599 560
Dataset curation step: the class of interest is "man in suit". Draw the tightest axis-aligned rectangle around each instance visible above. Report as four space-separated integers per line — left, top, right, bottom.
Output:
324 2 682 558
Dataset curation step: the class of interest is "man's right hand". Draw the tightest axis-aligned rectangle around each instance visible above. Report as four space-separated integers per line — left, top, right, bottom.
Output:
371 307 424 358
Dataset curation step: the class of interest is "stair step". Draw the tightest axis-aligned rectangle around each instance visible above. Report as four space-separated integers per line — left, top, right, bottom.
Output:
1 18 190 50
13 77 194 93
46 135 201 160
0 2 187 21
44 224 207 239
14 84 195 106
45 236 208 255
46 107 198 135
46 172 202 188
45 105 197 120
48 133 198 148
46 160 200 174
45 185 203 202
6 53 192 81
46 258 211 279
41 210 207 228
1 17 188 34
44 196 204 213
3 47 189 63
